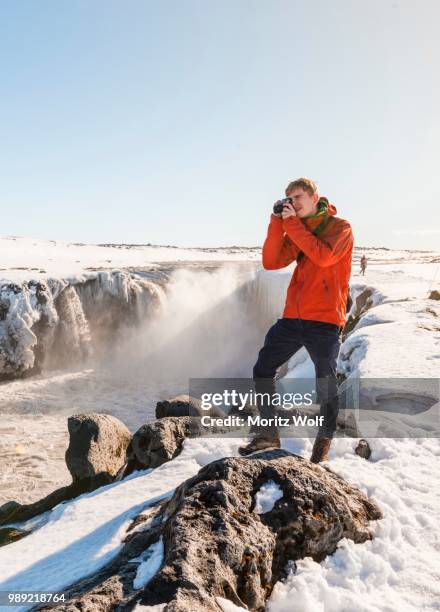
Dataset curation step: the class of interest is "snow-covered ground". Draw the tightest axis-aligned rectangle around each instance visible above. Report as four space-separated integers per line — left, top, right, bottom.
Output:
0 438 438 612
0 235 261 283
1 234 437 283
0 240 439 611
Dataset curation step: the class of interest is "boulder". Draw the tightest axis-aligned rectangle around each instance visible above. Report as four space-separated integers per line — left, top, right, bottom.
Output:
428 289 440 300
156 394 224 419
65 413 132 482
125 417 199 474
138 449 382 610
0 500 21 525
42 450 381 612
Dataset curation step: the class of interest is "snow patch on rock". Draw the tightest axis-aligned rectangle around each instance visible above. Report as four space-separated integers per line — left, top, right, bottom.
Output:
254 480 284 514
132 537 164 589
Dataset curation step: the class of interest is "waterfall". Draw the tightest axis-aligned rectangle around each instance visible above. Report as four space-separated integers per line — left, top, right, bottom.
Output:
0 265 292 383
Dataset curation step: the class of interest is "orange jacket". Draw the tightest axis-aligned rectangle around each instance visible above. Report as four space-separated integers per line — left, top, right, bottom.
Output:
262 203 353 327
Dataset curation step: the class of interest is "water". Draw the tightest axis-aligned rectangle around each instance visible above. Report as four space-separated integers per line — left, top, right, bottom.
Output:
0 263 287 505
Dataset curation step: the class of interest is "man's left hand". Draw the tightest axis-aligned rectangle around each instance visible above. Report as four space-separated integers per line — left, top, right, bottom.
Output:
281 201 297 220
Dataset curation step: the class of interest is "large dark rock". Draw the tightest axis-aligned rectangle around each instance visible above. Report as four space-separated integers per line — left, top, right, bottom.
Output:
65 413 132 482
139 449 382 610
43 449 382 611
125 417 199 474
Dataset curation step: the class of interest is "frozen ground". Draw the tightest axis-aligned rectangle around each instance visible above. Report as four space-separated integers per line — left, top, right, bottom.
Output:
0 240 439 611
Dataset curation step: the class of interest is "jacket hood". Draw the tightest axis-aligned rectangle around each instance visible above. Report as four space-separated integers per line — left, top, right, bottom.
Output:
301 197 337 232
328 203 337 216
318 196 337 216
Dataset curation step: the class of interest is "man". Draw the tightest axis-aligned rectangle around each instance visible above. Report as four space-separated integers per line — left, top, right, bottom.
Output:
360 255 367 275
239 177 354 462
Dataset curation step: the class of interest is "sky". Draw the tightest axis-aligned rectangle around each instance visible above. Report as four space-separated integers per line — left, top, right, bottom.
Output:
1 0 439 249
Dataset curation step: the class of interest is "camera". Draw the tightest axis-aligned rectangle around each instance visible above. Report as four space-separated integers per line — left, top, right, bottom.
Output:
273 197 292 215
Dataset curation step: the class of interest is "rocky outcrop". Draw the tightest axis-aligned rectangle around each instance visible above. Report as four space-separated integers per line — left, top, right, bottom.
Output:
0 412 198 533
0 280 60 380
0 473 113 528
74 271 164 348
65 413 132 481
41 449 382 612
138 449 382 611
342 286 374 338
0 272 164 381
124 417 200 475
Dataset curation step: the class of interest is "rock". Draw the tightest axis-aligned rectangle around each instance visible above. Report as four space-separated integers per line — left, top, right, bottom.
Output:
65 413 132 482
0 473 113 529
0 500 21 524
44 450 381 612
0 526 29 547
125 417 199 474
137 449 382 610
156 394 224 419
428 289 440 300
342 287 374 338
355 439 372 460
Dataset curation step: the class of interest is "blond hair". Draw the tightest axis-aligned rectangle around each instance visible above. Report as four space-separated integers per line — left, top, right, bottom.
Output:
285 177 318 197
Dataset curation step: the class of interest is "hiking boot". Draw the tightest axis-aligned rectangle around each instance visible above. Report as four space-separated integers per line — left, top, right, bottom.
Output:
238 434 281 457
310 436 332 463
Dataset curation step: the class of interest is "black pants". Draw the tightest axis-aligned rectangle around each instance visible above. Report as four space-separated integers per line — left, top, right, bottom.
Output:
253 318 341 438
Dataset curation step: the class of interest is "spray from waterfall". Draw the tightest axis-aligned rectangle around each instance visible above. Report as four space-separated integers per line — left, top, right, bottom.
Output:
107 265 290 387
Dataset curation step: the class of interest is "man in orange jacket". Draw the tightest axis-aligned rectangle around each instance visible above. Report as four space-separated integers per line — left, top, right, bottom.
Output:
239 177 354 462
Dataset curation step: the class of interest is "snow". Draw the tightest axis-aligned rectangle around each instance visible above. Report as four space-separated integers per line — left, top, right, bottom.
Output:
339 296 440 378
0 235 261 283
268 438 440 612
132 537 164 589
216 597 248 611
254 480 284 514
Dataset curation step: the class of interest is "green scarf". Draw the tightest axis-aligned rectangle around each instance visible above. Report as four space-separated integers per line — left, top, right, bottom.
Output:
303 196 329 219
296 197 332 263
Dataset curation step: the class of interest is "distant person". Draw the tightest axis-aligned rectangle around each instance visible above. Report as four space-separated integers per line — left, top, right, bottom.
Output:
239 178 354 463
360 255 367 275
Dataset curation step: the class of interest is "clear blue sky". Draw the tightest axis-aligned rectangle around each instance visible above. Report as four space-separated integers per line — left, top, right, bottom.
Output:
1 0 439 249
